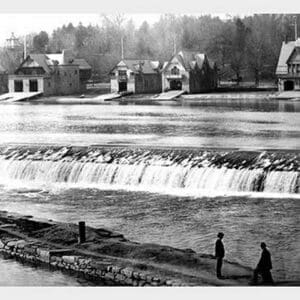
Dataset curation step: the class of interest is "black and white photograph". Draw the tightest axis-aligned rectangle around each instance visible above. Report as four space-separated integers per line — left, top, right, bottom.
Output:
0 0 299 297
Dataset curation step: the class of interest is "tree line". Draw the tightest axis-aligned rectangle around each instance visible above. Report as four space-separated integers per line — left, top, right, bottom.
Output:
1 14 300 84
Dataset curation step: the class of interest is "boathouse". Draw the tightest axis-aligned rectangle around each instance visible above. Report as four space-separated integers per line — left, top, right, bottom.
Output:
110 59 162 94
8 50 91 96
161 50 218 93
276 38 300 91
0 64 8 94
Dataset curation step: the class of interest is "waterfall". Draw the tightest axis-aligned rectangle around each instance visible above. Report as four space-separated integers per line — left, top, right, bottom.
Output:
0 146 298 197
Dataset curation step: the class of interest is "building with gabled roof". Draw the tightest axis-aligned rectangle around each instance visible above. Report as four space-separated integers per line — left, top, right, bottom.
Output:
276 38 300 91
8 50 91 96
110 59 162 94
161 50 217 93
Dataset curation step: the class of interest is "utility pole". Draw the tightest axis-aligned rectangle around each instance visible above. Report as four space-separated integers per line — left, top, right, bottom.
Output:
24 35 27 59
294 16 298 40
121 35 124 60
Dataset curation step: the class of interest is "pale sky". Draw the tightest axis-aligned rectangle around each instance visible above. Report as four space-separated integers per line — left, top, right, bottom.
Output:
0 14 164 46
0 13 232 47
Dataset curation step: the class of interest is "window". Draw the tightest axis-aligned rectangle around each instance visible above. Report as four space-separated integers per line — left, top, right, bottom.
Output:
14 80 23 92
118 70 127 76
75 70 78 75
171 66 180 75
64 71 67 76
48 82 51 87
69 83 72 87
29 79 38 92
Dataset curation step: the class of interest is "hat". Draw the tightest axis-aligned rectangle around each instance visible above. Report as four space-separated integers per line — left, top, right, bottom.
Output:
217 232 224 238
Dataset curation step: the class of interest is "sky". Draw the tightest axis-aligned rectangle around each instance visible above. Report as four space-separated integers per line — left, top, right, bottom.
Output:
0 13 233 47
0 14 163 46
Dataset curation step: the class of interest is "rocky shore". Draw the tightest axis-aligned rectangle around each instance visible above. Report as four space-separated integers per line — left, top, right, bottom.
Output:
0 210 255 286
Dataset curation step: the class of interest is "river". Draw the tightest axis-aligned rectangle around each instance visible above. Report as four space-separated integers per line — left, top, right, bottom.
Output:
0 98 299 284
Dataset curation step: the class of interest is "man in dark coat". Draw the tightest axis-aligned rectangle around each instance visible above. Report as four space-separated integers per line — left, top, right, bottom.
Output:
253 242 274 285
215 232 225 279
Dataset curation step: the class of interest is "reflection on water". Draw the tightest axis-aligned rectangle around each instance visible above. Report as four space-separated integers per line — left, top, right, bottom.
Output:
0 187 298 282
0 99 299 149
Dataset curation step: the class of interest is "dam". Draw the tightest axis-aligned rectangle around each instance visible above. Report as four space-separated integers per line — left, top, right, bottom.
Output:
0 99 299 284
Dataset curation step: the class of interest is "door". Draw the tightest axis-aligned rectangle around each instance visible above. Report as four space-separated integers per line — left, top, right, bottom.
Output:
170 80 182 90
119 81 127 92
284 80 294 91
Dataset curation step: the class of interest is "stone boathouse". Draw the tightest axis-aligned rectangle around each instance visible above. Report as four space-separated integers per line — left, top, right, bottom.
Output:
276 38 300 91
8 50 91 96
161 50 218 93
110 59 162 94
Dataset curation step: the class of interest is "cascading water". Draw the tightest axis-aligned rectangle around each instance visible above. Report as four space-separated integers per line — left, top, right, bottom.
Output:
0 145 299 197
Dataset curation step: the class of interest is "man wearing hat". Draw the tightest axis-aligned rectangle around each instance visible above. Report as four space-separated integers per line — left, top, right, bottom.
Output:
215 232 225 279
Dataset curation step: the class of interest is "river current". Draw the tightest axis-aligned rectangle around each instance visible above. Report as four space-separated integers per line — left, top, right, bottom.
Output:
0 98 299 284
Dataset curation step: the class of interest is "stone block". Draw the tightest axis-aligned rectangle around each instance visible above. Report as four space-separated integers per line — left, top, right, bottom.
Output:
132 271 140 279
121 267 134 278
37 248 50 263
133 280 139 286
124 278 133 285
15 240 27 249
105 272 115 280
112 266 122 273
24 245 37 255
115 274 126 282
146 275 153 282
6 240 18 249
106 265 113 272
139 273 147 281
0 240 4 249
166 280 173 286
62 255 79 264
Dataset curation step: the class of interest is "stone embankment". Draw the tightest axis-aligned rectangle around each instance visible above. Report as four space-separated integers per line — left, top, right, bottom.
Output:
0 210 253 286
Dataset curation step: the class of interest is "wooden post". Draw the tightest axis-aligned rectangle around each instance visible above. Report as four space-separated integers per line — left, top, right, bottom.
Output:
78 221 86 244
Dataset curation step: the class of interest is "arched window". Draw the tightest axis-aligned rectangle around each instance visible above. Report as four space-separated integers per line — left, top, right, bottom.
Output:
171 66 180 75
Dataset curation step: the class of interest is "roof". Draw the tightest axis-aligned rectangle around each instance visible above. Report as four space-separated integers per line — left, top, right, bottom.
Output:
16 50 90 74
29 54 52 73
115 59 160 74
162 50 214 72
276 40 300 75
73 58 92 70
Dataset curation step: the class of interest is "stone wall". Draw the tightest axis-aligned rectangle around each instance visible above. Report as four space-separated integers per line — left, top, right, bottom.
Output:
0 236 183 286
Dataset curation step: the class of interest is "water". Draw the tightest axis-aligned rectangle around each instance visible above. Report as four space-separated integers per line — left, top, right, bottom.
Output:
0 256 93 286
0 99 299 149
0 98 299 284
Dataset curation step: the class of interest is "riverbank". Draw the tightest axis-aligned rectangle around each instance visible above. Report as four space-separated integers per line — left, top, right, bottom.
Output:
0 210 256 286
27 91 300 105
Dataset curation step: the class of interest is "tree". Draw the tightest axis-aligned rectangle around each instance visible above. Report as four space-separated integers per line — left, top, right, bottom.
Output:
135 21 154 58
32 31 49 53
229 18 250 84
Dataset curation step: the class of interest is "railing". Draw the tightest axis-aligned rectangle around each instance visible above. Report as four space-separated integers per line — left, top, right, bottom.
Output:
164 74 183 79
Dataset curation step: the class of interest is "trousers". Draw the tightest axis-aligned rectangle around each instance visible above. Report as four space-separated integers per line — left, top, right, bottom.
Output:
216 257 223 277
